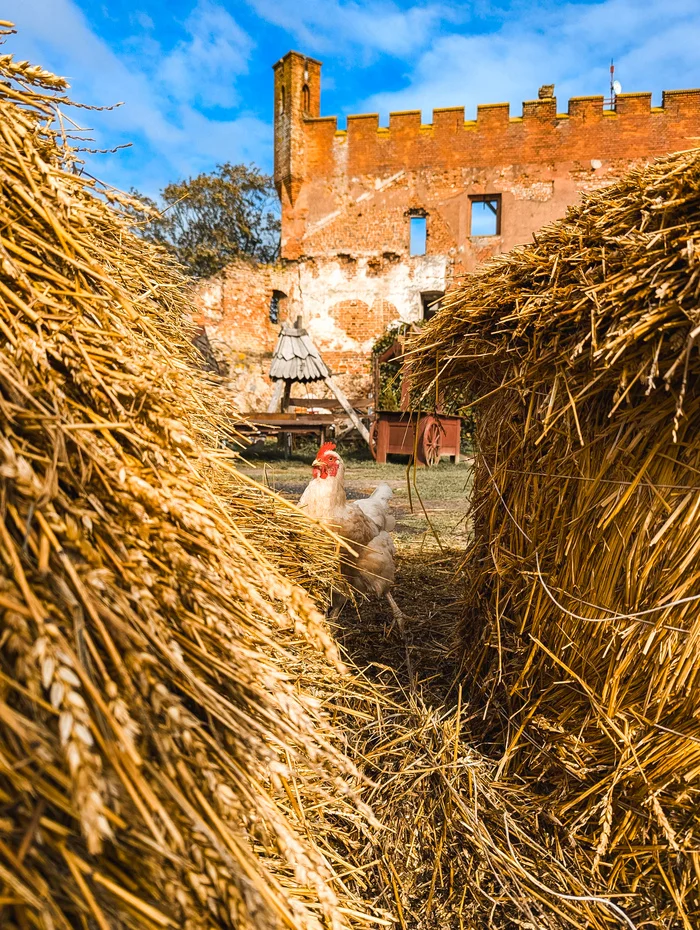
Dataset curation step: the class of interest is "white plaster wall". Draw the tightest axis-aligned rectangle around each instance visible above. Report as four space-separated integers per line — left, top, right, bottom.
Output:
292 254 448 352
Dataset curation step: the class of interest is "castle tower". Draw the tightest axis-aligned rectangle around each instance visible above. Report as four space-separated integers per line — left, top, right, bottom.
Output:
273 51 321 213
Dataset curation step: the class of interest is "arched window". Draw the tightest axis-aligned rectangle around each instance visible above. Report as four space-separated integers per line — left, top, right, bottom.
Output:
279 86 285 116
270 290 287 324
302 84 310 114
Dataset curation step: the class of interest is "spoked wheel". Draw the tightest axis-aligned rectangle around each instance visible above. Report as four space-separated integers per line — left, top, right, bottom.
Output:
422 420 443 467
369 420 380 460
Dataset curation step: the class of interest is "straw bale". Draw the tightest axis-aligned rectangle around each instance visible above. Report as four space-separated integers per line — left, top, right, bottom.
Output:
0 34 380 930
407 147 700 928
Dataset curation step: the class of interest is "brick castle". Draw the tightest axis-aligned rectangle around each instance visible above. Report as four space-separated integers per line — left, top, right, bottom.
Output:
194 51 700 409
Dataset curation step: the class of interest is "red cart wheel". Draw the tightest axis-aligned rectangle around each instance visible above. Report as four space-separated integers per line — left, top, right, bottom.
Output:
369 420 379 460
422 420 442 467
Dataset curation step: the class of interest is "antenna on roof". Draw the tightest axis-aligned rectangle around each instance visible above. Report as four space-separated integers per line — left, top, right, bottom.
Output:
606 60 621 110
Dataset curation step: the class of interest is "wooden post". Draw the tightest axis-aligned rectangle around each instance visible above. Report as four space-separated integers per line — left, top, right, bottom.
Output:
267 380 284 413
372 353 380 415
281 380 292 413
279 380 292 456
324 375 370 443
375 418 388 463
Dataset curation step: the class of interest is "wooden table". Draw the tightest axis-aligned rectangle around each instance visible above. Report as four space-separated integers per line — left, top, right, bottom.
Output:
235 412 342 450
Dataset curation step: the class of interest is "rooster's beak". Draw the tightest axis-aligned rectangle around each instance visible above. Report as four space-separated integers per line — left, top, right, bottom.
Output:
312 459 322 467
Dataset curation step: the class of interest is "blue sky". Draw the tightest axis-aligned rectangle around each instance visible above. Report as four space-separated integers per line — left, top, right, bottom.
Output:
5 0 700 197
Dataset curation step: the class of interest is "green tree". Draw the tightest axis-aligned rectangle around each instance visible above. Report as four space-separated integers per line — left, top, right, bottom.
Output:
131 163 280 278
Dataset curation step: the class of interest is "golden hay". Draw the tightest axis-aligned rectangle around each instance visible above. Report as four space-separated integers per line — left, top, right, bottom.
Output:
4 26 678 930
408 147 700 928
0 33 380 930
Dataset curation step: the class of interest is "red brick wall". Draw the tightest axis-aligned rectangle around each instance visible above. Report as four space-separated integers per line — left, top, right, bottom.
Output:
273 55 700 275
201 57 700 416
192 259 290 354
333 298 399 342
192 259 296 411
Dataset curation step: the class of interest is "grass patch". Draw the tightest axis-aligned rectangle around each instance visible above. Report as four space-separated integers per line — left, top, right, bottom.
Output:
239 443 473 551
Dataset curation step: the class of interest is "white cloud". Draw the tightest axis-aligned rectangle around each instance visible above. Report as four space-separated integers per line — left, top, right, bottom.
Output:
159 0 254 108
132 11 154 31
359 0 700 120
248 0 455 59
4 0 269 195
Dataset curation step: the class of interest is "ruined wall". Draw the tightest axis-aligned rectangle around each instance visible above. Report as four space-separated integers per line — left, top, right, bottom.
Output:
279 72 700 277
294 253 446 376
194 54 700 413
192 259 294 411
191 255 402 407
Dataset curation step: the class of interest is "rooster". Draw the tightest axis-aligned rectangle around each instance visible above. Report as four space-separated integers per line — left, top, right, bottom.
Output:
299 441 404 626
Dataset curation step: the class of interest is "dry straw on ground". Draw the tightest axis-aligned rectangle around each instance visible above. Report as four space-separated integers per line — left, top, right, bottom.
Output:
408 147 700 928
0 28 382 930
312 551 636 930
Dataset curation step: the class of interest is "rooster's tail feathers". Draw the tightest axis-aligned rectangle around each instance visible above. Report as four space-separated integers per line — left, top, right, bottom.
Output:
369 482 393 504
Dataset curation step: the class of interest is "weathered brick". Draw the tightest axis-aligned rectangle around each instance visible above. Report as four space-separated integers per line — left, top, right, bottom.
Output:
192 53 700 413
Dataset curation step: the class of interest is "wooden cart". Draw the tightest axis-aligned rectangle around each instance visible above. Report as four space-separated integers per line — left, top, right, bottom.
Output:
369 411 461 466
370 328 461 467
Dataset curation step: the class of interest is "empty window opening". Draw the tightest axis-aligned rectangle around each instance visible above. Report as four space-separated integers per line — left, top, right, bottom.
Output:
269 290 286 324
410 216 427 256
470 195 501 237
279 86 286 116
421 291 444 321
302 84 310 114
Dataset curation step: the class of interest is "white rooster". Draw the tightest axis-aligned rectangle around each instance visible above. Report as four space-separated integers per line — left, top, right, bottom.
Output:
298 441 403 625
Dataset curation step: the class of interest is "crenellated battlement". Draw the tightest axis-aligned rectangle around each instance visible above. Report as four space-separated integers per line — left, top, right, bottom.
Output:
304 88 700 139
297 86 700 183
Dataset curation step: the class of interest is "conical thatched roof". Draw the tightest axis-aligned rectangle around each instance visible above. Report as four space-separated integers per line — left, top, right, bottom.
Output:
407 147 700 929
269 321 330 382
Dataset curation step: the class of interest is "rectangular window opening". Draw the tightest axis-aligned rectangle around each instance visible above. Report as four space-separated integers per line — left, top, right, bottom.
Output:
409 216 427 256
470 195 501 237
421 291 444 321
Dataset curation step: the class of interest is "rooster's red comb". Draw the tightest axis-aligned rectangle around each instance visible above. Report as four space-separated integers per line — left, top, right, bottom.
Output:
317 441 337 458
